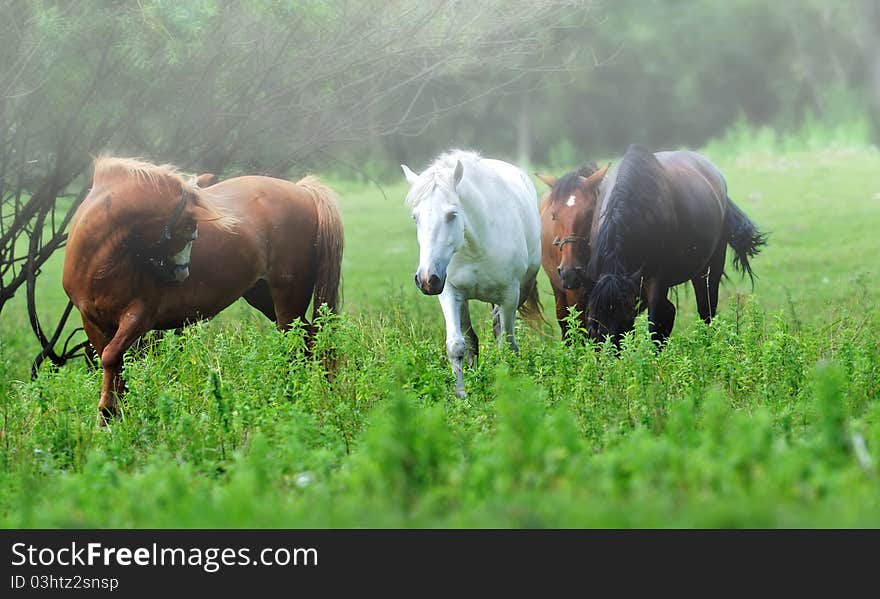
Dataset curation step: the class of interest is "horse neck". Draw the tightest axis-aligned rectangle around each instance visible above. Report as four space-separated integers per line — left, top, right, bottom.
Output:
452 172 490 255
592 167 616 235
589 178 633 278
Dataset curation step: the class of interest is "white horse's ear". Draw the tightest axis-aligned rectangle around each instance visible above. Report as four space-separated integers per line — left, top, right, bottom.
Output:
452 160 464 188
401 164 419 185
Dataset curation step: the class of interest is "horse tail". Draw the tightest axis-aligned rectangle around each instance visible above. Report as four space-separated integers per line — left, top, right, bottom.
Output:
517 274 546 327
724 197 766 285
297 176 344 316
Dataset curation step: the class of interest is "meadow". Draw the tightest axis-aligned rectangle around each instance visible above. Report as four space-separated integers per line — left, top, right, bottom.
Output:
0 143 879 527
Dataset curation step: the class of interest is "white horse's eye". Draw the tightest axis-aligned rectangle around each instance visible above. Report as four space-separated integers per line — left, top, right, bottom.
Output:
412 213 418 222
445 211 457 223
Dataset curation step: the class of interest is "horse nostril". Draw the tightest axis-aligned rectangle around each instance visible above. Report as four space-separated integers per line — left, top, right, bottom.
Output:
414 272 420 287
428 274 441 288
557 266 563 277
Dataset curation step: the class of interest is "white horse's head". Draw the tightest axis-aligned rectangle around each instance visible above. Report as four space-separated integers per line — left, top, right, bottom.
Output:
402 160 465 295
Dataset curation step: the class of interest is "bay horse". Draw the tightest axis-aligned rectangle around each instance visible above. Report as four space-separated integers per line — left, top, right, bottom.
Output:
586 144 765 345
401 150 542 398
62 157 344 421
536 162 609 340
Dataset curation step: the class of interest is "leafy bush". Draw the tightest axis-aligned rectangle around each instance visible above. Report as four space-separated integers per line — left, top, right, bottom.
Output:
1 287 878 527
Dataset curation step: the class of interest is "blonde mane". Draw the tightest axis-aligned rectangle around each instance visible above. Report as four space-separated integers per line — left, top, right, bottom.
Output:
93 156 196 192
92 156 237 230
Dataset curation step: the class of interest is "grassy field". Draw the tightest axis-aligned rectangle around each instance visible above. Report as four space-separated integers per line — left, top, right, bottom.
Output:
0 145 879 527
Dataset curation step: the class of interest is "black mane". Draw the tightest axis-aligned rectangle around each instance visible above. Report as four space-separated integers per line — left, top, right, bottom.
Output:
588 272 638 316
588 145 669 279
550 162 598 204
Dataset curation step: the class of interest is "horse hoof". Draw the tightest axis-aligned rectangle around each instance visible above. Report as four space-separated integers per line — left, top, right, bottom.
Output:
97 405 118 427
455 387 467 399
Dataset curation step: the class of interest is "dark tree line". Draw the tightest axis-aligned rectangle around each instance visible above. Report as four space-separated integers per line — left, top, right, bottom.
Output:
380 0 880 171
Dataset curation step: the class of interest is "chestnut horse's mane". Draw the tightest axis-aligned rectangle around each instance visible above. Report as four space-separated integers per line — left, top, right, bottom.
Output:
92 156 238 230
93 156 194 190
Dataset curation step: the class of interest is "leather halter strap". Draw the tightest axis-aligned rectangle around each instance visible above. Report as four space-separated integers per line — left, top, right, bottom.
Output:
158 187 190 245
140 187 191 283
552 235 588 248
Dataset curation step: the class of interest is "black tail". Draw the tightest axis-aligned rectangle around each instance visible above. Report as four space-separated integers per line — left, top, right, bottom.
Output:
724 198 766 284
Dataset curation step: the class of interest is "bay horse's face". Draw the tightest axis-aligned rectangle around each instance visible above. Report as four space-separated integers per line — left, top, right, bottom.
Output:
403 161 465 295
538 164 608 290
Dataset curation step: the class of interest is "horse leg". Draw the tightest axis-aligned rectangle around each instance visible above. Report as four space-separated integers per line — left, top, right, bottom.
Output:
646 282 675 346
576 292 591 335
81 316 108 373
96 304 150 424
707 246 726 321
492 304 501 341
553 288 570 341
496 288 520 352
438 286 467 398
269 283 313 340
691 275 712 324
691 246 726 324
243 279 277 321
460 300 479 368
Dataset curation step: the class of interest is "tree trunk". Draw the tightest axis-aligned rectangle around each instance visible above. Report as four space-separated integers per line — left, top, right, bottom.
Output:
517 92 531 170
864 0 880 141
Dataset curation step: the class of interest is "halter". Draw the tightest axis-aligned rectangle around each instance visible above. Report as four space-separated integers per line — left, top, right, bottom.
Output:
552 235 588 248
158 187 190 246
141 187 192 283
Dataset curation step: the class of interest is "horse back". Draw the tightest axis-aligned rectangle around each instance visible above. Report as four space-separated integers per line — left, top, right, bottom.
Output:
648 151 729 283
480 158 541 262
656 151 727 237
196 173 323 281
202 175 319 228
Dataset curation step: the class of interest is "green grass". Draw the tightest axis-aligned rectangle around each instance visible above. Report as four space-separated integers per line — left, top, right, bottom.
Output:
0 145 879 527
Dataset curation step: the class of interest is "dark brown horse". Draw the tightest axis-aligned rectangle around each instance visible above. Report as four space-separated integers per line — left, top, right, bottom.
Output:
586 145 765 345
63 157 344 421
537 163 608 339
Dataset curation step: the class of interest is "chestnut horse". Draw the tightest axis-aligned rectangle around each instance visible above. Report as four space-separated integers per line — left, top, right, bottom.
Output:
63 157 344 421
537 163 609 340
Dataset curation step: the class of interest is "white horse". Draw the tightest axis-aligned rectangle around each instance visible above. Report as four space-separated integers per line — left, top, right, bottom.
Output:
402 150 542 397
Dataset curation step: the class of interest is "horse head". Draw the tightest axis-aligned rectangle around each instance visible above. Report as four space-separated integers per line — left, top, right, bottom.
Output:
586 270 642 345
90 158 235 283
402 160 465 295
537 162 609 291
